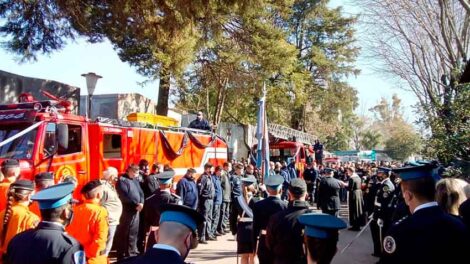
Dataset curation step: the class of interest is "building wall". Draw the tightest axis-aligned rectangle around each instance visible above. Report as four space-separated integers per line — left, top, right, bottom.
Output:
0 70 80 113
217 122 257 161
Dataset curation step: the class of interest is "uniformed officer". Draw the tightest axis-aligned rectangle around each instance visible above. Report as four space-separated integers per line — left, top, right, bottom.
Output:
5 182 86 264
143 170 181 249
370 167 395 257
252 174 287 264
317 168 343 216
67 180 109 264
266 178 311 264
0 179 39 258
118 204 204 264
298 213 347 264
30 172 55 217
380 165 470 264
363 169 379 218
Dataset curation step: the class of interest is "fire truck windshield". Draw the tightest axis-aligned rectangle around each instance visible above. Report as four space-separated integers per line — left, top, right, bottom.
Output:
0 125 37 159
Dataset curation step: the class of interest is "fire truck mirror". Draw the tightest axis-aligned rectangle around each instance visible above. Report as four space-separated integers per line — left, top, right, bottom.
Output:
57 123 69 151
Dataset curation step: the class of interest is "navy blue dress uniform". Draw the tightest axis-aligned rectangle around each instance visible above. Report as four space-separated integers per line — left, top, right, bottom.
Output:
252 174 287 264
265 178 311 264
380 165 470 264
143 171 181 249
298 213 347 264
363 173 379 216
119 204 205 264
317 168 341 216
5 182 85 264
370 167 395 256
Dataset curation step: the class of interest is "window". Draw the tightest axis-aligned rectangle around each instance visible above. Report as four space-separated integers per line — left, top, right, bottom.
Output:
43 123 57 157
0 124 37 159
103 134 122 158
58 125 82 155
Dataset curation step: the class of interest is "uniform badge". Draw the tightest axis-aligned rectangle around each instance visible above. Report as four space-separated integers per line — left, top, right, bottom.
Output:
383 236 396 254
383 192 389 198
73 250 85 264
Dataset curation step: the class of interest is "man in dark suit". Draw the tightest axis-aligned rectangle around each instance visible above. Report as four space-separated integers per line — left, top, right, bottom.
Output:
380 164 470 264
119 204 204 264
252 174 288 264
317 168 343 216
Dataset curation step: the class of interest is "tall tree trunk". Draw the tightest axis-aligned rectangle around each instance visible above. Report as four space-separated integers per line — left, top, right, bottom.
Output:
157 67 170 116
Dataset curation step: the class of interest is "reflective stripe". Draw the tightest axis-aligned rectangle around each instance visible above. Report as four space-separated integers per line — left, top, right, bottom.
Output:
374 202 381 207
261 230 267 235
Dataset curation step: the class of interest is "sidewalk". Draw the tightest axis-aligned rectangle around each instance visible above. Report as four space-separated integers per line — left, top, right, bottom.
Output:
188 203 378 264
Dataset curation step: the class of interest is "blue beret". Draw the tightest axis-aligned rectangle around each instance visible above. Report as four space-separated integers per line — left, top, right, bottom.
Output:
160 204 204 232
32 182 75 210
241 175 257 185
298 213 347 239
265 174 284 188
156 171 176 184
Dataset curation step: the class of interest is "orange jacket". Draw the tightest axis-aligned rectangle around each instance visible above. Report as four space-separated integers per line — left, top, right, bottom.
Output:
67 199 108 264
0 181 12 212
29 201 41 218
0 203 40 255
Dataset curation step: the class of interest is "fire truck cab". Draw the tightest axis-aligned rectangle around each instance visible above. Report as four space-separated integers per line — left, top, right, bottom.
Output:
0 95 228 193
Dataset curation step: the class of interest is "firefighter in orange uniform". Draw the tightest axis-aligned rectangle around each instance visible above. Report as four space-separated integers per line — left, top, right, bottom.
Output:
67 180 109 264
0 179 39 258
0 160 21 212
29 172 55 216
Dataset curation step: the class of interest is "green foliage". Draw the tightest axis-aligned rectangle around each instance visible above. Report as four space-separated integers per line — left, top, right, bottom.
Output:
422 83 470 164
361 130 381 150
0 0 361 143
384 125 421 161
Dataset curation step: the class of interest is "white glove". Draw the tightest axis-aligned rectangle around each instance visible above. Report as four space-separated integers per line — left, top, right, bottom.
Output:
377 219 384 227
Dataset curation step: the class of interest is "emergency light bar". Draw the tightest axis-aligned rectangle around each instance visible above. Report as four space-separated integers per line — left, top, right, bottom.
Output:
0 100 55 112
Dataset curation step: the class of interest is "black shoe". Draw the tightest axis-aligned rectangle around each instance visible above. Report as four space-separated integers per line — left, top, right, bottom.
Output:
207 236 217 241
215 231 223 236
199 240 208 244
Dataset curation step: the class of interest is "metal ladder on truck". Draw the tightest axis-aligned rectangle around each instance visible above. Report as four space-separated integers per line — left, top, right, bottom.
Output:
268 123 316 145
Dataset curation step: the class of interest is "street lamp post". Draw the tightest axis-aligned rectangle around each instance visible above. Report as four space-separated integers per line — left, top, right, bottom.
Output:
81 72 102 120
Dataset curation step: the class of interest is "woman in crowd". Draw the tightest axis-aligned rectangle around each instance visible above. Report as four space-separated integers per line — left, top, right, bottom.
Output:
436 178 468 216
236 176 259 264
0 180 39 258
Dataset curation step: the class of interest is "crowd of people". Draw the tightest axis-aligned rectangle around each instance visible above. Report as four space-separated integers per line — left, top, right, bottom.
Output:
0 154 469 264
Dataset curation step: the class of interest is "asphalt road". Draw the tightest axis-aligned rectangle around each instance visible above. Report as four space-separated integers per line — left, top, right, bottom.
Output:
187 203 378 264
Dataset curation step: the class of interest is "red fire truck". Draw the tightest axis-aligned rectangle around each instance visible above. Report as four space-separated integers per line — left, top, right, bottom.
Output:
0 93 228 192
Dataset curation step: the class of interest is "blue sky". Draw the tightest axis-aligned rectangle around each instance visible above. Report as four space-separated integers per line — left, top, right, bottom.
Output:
0 0 417 120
